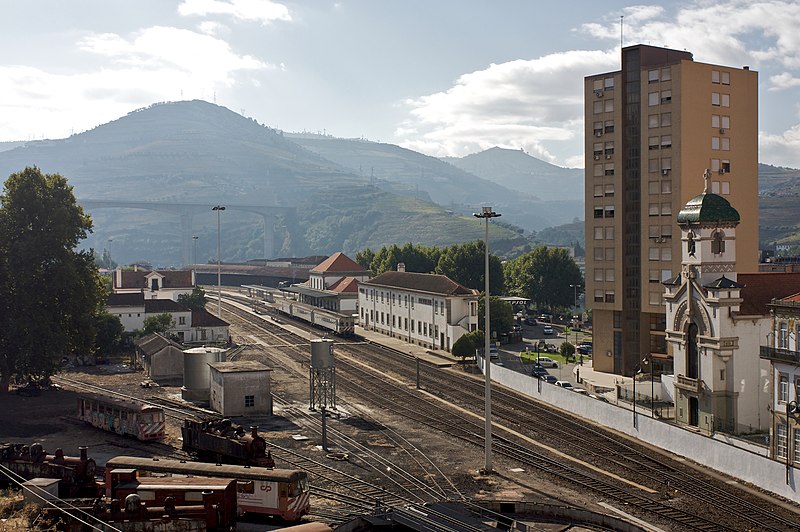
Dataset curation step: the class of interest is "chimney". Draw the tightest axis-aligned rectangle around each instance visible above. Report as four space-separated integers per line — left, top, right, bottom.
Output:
397 263 406 272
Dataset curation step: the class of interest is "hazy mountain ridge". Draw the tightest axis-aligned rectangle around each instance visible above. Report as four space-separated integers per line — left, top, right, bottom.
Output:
0 101 526 265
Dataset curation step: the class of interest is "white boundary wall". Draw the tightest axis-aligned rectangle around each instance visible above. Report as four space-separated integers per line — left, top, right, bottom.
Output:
479 358 800 503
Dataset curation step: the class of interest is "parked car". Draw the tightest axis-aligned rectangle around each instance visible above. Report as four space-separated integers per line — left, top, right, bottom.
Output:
588 393 610 403
542 325 554 335
577 345 592 356
524 316 537 326
537 356 558 368
555 380 573 389
572 387 589 395
531 366 549 378
539 375 558 384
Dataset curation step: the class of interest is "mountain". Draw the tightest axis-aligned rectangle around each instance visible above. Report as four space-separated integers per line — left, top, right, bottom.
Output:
289 136 582 231
0 101 525 266
443 147 584 202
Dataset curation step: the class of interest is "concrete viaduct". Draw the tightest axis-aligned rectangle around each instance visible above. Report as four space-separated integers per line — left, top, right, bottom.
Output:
78 199 295 265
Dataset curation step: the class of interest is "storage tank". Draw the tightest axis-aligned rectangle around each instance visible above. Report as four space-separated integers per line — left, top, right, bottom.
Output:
182 346 227 401
310 339 334 369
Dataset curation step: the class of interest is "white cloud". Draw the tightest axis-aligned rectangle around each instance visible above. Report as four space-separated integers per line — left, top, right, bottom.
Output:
761 126 800 167
198 20 230 36
396 50 616 164
768 72 800 91
178 0 291 25
0 27 270 141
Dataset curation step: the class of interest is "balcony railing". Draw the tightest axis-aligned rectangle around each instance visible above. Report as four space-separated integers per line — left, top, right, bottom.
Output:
675 374 702 393
760 345 800 364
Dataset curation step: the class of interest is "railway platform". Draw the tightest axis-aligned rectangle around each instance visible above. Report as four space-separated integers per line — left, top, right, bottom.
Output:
354 326 458 368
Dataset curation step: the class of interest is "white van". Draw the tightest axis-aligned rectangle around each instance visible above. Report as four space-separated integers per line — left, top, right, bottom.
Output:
537 356 558 368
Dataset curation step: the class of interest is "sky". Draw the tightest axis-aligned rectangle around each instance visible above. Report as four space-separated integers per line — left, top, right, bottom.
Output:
3 0 800 169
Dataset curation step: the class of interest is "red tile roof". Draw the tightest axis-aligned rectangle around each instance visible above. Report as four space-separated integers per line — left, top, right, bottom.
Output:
310 252 368 274
738 273 800 315
191 310 229 327
328 276 360 293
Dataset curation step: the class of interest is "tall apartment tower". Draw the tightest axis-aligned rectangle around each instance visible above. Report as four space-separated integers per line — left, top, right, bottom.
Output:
584 45 758 375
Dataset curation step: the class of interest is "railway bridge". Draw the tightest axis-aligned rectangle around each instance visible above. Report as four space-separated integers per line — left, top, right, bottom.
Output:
78 199 295 264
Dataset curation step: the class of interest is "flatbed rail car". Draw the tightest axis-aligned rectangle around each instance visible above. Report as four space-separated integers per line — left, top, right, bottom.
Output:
77 393 165 441
275 298 355 336
104 456 310 521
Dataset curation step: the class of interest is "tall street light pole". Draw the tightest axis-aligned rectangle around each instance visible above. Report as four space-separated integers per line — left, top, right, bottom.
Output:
474 206 500 475
192 235 199 265
212 205 226 317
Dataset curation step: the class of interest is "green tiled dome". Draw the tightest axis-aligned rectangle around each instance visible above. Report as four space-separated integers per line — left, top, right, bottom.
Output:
676 192 740 224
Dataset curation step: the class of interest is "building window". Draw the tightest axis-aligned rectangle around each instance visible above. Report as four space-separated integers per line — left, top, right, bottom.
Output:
593 142 603 159
594 268 604 282
604 206 615 218
604 77 615 90
245 395 255 408
605 163 614 176
712 137 720 150
649 225 660 238
649 203 659 216
712 92 720 106
661 113 671 127
721 160 731 173
660 90 672 104
661 247 672 261
661 157 672 171
649 292 662 306
605 291 615 303
605 184 615 197
604 100 614 112
779 322 789 349
721 138 730 151
711 230 726 254
779 373 789 403
649 137 659 150
660 135 672 149
593 121 603 136
594 247 604 261
712 70 720 84
605 247 615 261
661 225 672 238
722 71 730 85
722 94 730 107
613 311 622 328
604 142 614 156
594 207 603 219
593 101 603 114
604 120 614 133
649 247 659 261
648 114 659 128
649 181 659 195
649 269 660 283
661 67 671 81
721 116 730 129
594 289 604 303
794 429 800 464
594 164 603 177
648 69 659 83
605 269 615 282
712 115 720 128
649 158 659 172
662 180 672 194
777 424 788 459
661 202 672 216
648 92 659 106
605 226 614 240
594 226 604 240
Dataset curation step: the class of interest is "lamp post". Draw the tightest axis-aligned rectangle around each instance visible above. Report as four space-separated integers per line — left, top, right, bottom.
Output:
642 354 654 417
474 206 500 475
192 235 199 265
212 205 226 317
787 400 798 485
633 364 641 427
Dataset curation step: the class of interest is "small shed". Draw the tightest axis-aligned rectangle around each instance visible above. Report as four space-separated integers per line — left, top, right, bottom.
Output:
208 361 273 417
135 333 184 381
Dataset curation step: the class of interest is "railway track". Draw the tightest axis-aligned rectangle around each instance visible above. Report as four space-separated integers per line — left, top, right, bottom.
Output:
222 294 800 531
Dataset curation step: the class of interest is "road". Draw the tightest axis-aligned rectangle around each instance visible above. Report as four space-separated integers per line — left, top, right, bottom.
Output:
495 322 591 388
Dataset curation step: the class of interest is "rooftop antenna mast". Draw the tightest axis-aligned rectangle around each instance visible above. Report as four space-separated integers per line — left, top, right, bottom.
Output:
620 15 624 48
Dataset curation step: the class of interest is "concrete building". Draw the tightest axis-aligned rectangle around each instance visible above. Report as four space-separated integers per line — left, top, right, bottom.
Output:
113 267 196 301
585 44 758 375
761 293 800 462
209 361 272 417
358 265 479 352
664 183 770 434
285 252 371 314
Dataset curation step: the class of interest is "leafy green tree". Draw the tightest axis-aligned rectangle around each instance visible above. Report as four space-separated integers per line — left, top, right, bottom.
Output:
0 167 104 392
436 241 503 294
503 246 582 310
452 329 484 360
367 243 439 275
94 311 124 362
94 248 116 269
355 248 375 270
560 341 575 362
478 296 514 340
142 313 175 335
178 287 207 311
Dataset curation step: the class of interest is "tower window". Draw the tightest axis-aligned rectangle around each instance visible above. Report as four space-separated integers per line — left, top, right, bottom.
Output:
711 231 726 254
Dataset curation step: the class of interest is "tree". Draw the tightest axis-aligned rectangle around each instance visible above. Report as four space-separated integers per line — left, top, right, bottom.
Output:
178 287 207 311
0 167 105 392
503 246 582 310
560 341 576 362
478 296 514 340
452 329 484 360
436 241 503 294
142 313 175 336
354 248 375 270
94 311 124 363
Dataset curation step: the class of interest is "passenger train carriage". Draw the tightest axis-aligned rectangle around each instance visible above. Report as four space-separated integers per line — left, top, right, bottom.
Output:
77 394 165 441
104 456 311 521
243 284 356 336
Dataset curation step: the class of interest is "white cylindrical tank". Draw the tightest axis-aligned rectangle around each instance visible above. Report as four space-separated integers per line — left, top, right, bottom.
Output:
182 346 226 401
310 339 334 369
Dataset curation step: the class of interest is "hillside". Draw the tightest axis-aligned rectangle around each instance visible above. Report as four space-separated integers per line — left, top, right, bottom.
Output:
0 101 525 265
290 135 582 231
443 147 583 202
